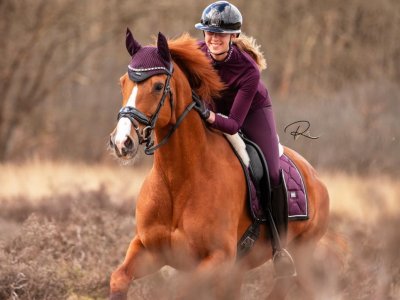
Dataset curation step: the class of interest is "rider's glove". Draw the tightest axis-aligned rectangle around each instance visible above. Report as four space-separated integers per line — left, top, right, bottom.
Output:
193 99 211 120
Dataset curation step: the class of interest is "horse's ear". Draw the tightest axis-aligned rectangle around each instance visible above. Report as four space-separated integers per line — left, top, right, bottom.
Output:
157 32 171 63
126 27 141 56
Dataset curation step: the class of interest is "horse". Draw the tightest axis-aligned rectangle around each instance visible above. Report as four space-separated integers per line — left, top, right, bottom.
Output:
108 29 330 300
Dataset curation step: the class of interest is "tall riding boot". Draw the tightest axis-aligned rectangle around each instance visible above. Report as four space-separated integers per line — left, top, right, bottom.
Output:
270 171 296 278
271 171 288 245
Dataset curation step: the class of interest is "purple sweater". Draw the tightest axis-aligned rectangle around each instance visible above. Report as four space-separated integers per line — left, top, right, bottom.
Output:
199 41 271 134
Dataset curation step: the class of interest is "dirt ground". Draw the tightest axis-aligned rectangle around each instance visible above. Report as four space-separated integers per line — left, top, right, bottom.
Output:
0 164 399 299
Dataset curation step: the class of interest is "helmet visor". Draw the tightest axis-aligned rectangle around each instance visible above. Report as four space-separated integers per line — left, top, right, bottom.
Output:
194 23 240 34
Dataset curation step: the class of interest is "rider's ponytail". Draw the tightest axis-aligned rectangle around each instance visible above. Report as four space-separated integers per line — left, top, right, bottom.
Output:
233 33 267 71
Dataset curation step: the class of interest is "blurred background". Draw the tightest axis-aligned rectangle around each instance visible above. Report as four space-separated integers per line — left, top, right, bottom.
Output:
0 0 399 299
0 0 398 171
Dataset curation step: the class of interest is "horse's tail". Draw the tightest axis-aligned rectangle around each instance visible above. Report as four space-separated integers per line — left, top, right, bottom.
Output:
233 33 267 71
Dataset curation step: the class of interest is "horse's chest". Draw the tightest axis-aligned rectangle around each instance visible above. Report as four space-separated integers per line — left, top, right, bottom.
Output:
136 182 223 262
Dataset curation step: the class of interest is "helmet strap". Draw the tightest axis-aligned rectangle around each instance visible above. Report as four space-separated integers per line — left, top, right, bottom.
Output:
209 50 229 56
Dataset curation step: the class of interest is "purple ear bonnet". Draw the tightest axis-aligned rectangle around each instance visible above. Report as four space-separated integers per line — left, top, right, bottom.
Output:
126 28 172 82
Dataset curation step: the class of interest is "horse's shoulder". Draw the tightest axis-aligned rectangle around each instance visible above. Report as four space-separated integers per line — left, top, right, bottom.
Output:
137 169 171 208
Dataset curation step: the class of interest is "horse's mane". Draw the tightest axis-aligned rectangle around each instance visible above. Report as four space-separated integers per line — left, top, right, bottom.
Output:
167 33 225 103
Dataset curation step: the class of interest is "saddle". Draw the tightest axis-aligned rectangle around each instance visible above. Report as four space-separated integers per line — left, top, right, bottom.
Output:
229 133 308 259
239 133 271 222
227 133 272 258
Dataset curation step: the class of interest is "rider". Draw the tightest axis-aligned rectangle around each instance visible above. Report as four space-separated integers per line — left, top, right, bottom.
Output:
194 1 294 274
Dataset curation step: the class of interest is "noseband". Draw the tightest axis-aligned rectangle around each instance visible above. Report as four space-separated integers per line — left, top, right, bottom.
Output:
117 63 198 155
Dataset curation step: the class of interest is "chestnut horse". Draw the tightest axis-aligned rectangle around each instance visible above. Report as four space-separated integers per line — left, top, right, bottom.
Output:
108 29 330 299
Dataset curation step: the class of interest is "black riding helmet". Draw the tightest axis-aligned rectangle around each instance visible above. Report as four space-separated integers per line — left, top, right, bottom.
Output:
195 1 242 34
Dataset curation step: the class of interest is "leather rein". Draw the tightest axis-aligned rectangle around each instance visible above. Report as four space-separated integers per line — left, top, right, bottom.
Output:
117 63 200 155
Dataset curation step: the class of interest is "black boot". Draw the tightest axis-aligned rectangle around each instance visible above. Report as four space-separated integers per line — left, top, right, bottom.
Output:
270 171 296 278
271 171 289 245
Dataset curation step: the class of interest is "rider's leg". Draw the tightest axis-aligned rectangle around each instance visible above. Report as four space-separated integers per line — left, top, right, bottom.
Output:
271 170 288 244
241 106 280 186
242 106 288 235
242 107 296 277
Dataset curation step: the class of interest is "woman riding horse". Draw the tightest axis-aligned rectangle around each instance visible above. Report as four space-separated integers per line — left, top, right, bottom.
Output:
194 1 289 250
108 28 330 300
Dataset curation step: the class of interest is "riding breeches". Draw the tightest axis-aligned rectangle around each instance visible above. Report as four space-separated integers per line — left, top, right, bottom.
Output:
241 106 280 186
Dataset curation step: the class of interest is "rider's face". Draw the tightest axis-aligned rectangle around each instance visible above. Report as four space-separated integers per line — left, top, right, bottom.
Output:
204 31 234 59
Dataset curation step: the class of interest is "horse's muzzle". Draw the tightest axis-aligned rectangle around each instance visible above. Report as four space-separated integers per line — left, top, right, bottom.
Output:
109 133 137 159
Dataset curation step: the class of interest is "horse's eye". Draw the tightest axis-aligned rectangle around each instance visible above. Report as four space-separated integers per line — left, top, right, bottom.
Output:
154 83 164 92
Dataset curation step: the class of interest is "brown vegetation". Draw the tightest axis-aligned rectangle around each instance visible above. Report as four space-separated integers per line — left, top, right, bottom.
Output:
0 163 399 299
0 189 133 300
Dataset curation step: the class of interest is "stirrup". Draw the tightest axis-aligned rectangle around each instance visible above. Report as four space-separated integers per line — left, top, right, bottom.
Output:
272 248 297 278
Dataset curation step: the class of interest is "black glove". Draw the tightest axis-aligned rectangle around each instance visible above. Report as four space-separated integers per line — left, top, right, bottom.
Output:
193 99 211 120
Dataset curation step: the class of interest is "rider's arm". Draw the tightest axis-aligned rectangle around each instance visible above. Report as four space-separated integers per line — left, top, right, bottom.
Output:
207 71 259 135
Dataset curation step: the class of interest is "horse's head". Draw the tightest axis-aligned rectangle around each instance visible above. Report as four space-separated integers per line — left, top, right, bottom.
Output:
109 29 225 161
110 28 179 160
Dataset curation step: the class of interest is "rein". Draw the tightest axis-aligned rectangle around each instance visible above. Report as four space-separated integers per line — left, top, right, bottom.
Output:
117 63 199 155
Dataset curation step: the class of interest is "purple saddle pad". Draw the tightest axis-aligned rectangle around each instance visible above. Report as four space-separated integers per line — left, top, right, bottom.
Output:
280 153 308 220
249 153 308 221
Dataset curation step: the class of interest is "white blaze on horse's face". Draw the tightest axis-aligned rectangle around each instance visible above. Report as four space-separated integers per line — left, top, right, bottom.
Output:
114 85 138 151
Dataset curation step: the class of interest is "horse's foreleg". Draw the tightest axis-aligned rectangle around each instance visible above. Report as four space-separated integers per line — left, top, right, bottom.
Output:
110 236 163 300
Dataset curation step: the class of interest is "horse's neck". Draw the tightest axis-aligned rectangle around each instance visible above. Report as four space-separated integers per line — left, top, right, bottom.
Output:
155 114 208 163
152 69 220 184
153 108 212 182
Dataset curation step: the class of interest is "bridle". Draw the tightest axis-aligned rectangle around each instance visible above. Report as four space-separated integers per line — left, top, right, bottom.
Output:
117 63 199 155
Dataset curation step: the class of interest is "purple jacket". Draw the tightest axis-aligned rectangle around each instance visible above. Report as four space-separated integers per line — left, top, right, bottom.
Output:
198 41 271 134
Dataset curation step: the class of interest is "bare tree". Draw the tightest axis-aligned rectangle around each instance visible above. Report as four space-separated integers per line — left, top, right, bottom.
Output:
0 0 172 161
0 0 399 173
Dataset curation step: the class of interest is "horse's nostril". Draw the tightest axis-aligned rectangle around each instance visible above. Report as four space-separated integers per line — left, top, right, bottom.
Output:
124 136 134 150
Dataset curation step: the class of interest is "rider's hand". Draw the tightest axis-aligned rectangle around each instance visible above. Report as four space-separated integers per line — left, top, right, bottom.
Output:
194 99 211 121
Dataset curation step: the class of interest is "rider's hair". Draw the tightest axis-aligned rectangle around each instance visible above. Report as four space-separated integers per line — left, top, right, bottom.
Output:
232 33 267 71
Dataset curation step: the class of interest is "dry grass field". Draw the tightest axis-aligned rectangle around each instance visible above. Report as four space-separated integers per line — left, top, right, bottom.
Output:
0 161 399 299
